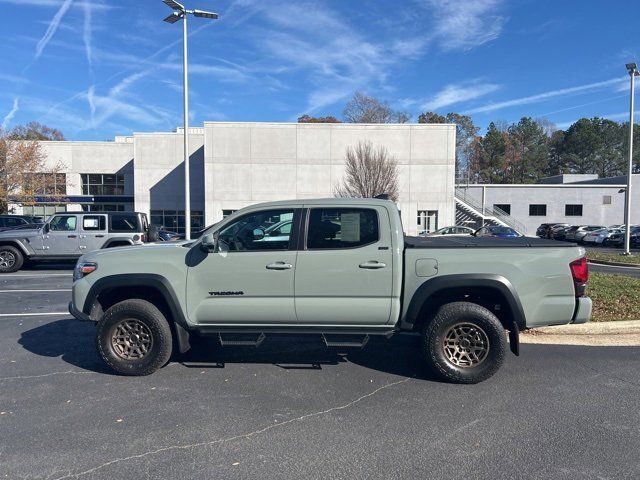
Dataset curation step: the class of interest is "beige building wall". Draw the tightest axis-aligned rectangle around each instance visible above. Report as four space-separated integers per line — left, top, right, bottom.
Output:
204 122 456 235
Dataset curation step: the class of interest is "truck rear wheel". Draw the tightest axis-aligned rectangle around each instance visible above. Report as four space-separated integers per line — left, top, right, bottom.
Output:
421 301 506 384
96 299 173 376
0 245 23 273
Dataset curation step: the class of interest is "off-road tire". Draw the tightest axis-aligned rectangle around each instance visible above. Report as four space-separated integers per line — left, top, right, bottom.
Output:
96 299 173 376
0 245 24 273
147 225 160 243
421 301 506 384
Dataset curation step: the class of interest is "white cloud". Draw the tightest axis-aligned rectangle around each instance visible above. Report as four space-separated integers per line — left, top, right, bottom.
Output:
82 0 93 66
35 0 73 60
424 0 505 51
421 82 500 111
464 77 627 115
1 98 19 130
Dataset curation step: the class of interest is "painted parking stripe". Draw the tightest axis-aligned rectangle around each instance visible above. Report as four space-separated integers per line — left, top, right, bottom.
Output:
0 289 71 293
0 312 69 317
0 273 72 277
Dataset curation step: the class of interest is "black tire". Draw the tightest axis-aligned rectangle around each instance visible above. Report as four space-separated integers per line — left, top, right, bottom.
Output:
421 301 506 384
96 299 173 376
0 245 24 273
147 225 160 243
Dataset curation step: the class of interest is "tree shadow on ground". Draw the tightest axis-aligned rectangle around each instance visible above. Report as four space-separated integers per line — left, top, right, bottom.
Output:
19 319 435 380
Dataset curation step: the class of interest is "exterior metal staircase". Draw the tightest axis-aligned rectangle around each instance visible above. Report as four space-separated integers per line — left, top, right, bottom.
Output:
455 187 526 234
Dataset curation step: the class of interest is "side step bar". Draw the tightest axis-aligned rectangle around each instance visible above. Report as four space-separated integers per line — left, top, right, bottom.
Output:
218 332 266 347
322 334 370 348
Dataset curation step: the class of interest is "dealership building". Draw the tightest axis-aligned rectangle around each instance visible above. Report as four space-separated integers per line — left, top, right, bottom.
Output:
455 174 638 235
13 122 457 236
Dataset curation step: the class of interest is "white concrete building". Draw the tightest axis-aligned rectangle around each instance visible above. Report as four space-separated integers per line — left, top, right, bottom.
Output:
12 122 457 236
456 174 637 235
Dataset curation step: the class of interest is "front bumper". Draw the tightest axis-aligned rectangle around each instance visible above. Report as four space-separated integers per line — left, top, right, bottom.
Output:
571 297 592 324
68 301 92 322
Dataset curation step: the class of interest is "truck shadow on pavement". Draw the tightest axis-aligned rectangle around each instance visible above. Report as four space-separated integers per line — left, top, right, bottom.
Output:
19 319 434 380
18 318 114 375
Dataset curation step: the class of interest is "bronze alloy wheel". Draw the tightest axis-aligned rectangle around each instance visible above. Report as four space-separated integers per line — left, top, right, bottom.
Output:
442 322 490 368
111 319 154 360
0 250 16 269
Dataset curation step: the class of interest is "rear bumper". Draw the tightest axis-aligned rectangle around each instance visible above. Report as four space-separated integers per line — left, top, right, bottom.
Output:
68 301 92 322
571 297 592 324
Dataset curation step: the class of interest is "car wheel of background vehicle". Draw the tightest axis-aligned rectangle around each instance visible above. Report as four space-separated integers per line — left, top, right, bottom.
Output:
96 299 173 376
421 301 506 384
146 225 160 243
0 246 23 273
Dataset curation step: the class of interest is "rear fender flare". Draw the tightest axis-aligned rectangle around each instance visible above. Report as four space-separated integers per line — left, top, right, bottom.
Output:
404 274 525 355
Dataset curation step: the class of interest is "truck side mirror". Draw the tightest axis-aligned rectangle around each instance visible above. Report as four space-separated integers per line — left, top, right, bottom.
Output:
43 223 50 233
201 233 217 252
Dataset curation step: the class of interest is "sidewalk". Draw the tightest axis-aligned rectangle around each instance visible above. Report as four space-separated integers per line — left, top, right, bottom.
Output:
521 320 640 346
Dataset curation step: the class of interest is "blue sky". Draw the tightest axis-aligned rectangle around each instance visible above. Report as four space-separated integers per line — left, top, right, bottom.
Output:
1 0 639 140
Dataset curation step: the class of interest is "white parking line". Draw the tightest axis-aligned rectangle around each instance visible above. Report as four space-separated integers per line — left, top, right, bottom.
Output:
0 273 72 277
0 312 69 317
0 289 71 293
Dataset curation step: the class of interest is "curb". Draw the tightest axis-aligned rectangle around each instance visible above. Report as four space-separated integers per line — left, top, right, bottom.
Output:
522 320 640 346
588 259 640 268
524 320 640 336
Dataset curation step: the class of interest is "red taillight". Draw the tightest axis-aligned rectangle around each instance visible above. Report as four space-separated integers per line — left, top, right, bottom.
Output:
141 234 146 242
569 257 588 297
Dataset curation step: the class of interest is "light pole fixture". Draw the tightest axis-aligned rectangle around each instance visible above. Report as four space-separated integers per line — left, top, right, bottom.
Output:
623 63 639 255
162 0 218 240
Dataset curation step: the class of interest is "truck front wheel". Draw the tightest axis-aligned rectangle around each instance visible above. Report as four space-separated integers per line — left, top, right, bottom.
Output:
96 299 173 376
421 302 506 384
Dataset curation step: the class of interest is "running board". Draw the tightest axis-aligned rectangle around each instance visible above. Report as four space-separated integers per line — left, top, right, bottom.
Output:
218 332 265 347
322 333 370 348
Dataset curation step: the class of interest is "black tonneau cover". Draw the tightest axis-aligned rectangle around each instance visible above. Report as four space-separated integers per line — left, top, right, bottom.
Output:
405 235 576 248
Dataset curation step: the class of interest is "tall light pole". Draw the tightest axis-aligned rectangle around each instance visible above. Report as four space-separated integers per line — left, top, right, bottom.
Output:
623 63 639 255
162 0 218 240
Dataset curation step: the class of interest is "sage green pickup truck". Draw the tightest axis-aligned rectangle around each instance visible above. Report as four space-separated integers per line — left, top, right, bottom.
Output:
69 198 592 383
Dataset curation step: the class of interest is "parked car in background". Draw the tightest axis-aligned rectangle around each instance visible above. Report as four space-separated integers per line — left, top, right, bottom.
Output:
536 223 566 239
552 225 574 241
549 224 570 240
474 225 522 238
423 226 475 237
582 228 621 246
573 225 606 243
0 211 152 273
0 215 44 232
608 226 640 248
157 228 182 242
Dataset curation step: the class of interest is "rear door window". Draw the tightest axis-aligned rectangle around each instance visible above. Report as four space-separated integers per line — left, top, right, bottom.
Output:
82 215 106 231
306 208 379 249
109 214 140 232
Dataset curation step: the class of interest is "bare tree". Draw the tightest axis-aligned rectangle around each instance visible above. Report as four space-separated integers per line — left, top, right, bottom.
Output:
0 129 65 214
334 140 399 201
297 114 341 123
343 92 409 124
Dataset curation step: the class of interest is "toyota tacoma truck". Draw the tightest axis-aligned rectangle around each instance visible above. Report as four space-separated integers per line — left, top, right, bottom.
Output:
69 198 592 384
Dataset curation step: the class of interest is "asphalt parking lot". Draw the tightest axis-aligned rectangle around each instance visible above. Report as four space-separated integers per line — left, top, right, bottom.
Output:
1 268 640 479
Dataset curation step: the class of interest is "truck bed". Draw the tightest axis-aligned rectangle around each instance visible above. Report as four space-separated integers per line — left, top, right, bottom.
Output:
405 235 576 248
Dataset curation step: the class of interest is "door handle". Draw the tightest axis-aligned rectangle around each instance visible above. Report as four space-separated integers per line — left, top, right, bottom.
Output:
359 261 386 269
68 235 77 238
95 234 105 238
266 262 293 270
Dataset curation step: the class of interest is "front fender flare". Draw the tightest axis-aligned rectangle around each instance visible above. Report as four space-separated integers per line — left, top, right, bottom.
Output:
83 274 191 353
